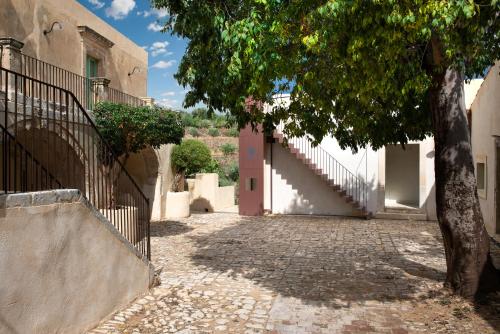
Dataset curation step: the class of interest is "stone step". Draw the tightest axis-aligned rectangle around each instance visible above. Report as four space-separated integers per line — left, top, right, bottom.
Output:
374 211 427 221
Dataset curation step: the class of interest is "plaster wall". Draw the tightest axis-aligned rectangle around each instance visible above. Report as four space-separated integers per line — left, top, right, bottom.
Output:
262 95 436 218
123 144 175 222
187 173 235 212
471 62 500 234
385 144 419 205
0 190 153 334
270 143 359 216
0 0 147 97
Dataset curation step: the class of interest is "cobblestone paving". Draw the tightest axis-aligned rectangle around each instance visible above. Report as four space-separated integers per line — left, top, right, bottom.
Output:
89 214 500 334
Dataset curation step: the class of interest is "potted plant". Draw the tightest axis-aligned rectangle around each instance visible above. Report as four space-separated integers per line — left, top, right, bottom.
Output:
168 139 212 218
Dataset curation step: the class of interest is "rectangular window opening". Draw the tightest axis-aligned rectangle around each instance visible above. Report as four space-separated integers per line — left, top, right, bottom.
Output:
477 162 486 191
245 177 257 191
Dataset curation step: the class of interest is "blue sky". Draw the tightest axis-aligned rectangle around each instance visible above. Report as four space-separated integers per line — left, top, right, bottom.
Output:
77 0 191 110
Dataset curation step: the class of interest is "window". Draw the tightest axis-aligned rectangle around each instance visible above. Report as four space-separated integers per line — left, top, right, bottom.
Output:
476 156 487 198
245 177 257 191
86 56 99 78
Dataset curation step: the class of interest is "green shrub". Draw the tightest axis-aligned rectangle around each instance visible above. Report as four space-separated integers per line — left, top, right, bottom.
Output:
227 162 239 182
218 175 234 187
192 107 211 119
188 127 200 137
213 115 227 128
220 143 237 156
227 127 239 137
200 119 212 128
171 139 212 177
208 128 220 137
181 113 201 128
201 158 221 174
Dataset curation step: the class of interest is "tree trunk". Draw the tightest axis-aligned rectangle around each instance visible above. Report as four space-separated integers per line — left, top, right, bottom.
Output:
429 66 499 299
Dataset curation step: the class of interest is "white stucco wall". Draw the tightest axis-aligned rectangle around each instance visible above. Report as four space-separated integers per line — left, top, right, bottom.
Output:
187 173 235 212
0 190 153 334
264 95 436 219
471 62 500 234
385 144 420 205
270 143 359 216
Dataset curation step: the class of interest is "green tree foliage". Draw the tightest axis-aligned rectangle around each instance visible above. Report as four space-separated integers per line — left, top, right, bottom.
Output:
192 107 211 119
200 119 212 129
153 0 500 297
171 139 212 177
227 161 239 182
94 102 184 159
208 128 220 137
220 143 237 156
154 0 498 144
181 112 201 128
189 127 200 137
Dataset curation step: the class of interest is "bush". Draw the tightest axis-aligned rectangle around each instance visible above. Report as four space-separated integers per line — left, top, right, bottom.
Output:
192 107 211 119
213 115 227 128
181 113 201 128
201 158 221 174
208 128 220 137
188 127 200 137
199 119 212 129
220 143 237 156
227 162 239 182
171 139 212 177
227 127 239 137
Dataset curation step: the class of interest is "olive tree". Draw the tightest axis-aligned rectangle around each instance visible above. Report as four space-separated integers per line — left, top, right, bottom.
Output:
153 0 500 298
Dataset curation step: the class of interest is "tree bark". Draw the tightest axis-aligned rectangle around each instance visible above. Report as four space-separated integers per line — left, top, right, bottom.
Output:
429 65 499 298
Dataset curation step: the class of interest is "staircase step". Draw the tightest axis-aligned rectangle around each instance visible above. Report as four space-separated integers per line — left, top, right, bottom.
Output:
375 211 427 220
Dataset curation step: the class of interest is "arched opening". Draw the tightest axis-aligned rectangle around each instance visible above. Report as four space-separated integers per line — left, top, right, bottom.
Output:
1 127 85 192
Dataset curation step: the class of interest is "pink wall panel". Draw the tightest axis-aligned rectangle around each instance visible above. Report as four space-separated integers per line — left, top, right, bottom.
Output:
239 124 265 216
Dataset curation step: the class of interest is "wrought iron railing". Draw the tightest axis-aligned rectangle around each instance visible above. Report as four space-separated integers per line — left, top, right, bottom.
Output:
106 86 145 107
20 53 96 111
17 52 146 110
0 66 151 259
276 122 369 212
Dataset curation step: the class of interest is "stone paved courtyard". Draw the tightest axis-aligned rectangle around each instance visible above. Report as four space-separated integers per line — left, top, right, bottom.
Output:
89 213 500 334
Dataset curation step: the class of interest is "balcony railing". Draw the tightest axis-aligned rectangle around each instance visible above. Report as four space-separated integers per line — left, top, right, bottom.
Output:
0 66 151 260
17 52 146 110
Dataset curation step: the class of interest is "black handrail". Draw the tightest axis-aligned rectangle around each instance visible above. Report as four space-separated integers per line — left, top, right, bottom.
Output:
276 122 369 211
0 66 151 259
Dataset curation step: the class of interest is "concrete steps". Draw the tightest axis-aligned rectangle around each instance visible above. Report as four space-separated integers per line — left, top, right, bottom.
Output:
272 131 369 217
375 207 427 221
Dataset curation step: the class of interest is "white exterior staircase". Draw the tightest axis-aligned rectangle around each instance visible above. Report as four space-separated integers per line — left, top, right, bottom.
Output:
273 124 370 217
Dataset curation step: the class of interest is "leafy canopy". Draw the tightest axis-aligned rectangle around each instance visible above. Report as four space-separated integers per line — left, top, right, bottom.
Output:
153 0 499 150
94 102 184 157
171 139 212 176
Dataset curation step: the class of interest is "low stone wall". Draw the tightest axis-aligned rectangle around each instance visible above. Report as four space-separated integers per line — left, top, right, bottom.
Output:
0 190 154 334
216 186 236 211
187 173 235 212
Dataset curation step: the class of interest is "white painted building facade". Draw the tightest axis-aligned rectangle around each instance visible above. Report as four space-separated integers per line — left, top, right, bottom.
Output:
261 96 438 220
470 62 500 235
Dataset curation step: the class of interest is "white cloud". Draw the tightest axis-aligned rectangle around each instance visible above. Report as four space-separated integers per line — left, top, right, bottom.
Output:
105 0 136 20
149 41 173 57
147 22 163 32
161 91 176 96
88 0 104 9
157 98 178 108
151 60 176 69
138 8 169 18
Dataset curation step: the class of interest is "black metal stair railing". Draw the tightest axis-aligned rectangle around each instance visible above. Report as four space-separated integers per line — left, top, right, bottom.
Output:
0 66 151 260
275 122 369 212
